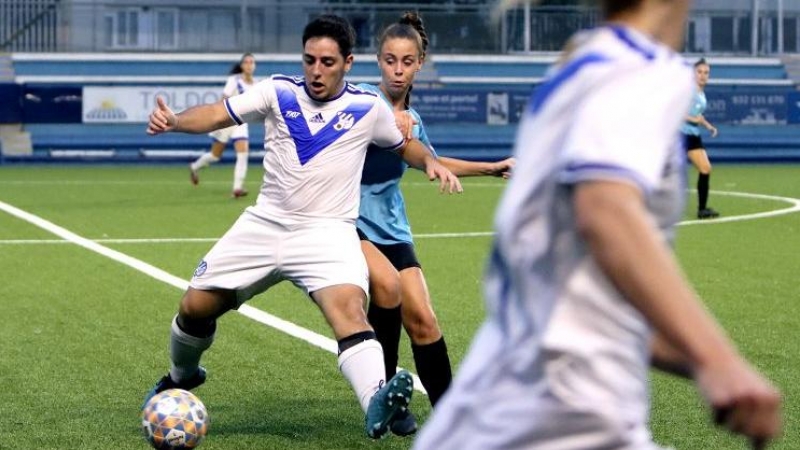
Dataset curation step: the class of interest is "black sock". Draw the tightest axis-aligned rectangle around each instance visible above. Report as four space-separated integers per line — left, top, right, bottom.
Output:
697 173 710 210
412 337 452 407
367 303 402 380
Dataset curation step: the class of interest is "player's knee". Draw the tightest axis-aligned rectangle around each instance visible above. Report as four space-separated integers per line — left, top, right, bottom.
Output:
370 275 401 309
178 289 232 320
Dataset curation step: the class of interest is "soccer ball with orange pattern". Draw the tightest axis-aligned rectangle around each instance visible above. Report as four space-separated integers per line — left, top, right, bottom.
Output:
141 389 208 449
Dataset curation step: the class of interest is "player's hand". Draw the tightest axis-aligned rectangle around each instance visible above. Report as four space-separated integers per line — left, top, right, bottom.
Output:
394 111 417 142
490 157 516 179
709 126 718 138
426 161 462 194
695 356 782 448
147 96 177 135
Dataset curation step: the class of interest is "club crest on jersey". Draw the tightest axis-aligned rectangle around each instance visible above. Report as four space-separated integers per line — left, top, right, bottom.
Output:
333 112 355 131
193 260 207 278
284 110 302 119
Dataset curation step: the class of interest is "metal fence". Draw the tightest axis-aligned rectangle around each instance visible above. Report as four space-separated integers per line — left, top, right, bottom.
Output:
0 0 60 52
1 0 798 55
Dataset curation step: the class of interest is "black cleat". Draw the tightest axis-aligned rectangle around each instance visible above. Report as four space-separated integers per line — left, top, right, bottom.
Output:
697 208 720 219
142 367 207 409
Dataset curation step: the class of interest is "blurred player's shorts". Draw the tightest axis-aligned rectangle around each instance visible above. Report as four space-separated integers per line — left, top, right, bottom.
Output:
209 123 249 143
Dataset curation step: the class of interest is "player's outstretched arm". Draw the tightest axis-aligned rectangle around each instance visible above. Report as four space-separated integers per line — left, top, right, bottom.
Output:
573 180 781 448
147 96 235 135
399 139 463 194
438 156 515 178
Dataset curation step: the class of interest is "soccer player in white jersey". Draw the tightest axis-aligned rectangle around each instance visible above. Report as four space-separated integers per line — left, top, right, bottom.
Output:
189 53 257 198
143 15 462 439
414 1 781 449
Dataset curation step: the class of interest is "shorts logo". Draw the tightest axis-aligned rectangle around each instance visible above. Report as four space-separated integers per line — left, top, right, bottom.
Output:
193 260 208 278
284 110 302 119
333 112 355 131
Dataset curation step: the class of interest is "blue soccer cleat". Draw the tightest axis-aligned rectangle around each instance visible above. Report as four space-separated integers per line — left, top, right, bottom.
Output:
389 407 418 436
142 366 207 410
365 369 414 439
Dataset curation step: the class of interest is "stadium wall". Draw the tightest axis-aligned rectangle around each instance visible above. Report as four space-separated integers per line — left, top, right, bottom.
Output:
1 54 799 164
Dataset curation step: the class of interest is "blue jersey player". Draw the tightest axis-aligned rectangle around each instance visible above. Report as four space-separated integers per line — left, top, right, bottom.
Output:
356 11 514 436
681 58 719 219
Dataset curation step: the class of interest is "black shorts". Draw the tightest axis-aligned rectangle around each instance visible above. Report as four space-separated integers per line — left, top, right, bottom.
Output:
683 133 704 152
357 228 421 271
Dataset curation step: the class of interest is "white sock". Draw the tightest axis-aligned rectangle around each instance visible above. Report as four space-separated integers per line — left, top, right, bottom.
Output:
338 339 385 413
233 151 248 191
190 153 220 171
169 315 214 382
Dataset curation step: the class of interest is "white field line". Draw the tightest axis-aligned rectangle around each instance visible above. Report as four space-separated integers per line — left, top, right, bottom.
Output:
0 199 427 396
2 190 799 246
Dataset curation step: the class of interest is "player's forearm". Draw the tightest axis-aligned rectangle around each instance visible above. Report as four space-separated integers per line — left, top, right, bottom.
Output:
174 102 235 134
650 332 692 378
399 139 436 171
574 181 740 373
438 156 492 177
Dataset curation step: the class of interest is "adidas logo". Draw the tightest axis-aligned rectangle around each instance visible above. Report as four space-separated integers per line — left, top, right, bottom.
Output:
309 112 325 124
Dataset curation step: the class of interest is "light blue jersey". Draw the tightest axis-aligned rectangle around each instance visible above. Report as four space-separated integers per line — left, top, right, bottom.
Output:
680 89 706 136
356 83 436 245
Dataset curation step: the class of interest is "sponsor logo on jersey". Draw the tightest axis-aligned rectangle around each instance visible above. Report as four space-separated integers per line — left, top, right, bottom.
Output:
284 110 302 119
193 260 208 278
309 112 325 124
333 112 355 131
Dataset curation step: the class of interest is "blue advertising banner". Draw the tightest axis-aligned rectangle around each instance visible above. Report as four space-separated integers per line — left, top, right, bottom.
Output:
786 92 800 124
408 89 532 125
704 89 788 125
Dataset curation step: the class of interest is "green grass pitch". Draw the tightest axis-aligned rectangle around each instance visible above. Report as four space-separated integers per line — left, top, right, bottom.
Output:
0 164 797 449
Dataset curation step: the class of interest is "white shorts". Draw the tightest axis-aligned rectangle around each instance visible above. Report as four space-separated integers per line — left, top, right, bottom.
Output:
208 123 249 144
190 209 369 305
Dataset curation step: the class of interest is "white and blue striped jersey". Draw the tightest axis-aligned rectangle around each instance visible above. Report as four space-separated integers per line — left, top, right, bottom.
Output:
355 83 436 245
224 76 405 226
223 74 256 98
415 25 693 450
680 89 707 136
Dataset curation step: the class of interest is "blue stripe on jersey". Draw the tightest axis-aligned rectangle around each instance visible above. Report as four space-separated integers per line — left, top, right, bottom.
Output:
224 98 243 125
275 85 374 165
562 162 652 194
529 52 611 114
489 244 515 335
608 26 656 60
236 78 245 94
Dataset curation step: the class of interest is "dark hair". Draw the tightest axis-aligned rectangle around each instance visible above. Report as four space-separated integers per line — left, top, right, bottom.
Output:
377 11 429 59
302 15 356 57
694 57 709 68
601 0 645 18
229 53 254 75
377 11 429 109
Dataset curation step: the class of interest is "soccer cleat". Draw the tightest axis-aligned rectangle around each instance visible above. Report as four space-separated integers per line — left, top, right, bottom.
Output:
142 366 207 410
231 189 248 199
697 208 720 219
365 369 414 439
189 164 199 185
389 407 418 436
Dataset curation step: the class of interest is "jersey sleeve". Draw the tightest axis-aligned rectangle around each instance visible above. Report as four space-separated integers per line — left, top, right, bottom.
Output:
222 76 238 98
371 98 405 152
558 64 692 194
410 109 437 158
223 79 274 125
